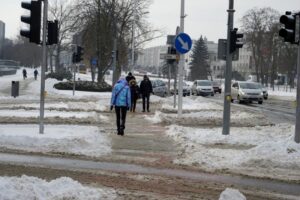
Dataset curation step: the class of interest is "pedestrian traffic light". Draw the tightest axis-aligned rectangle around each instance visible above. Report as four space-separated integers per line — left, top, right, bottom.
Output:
230 28 244 53
168 46 177 55
75 46 84 62
20 0 42 44
279 12 298 44
47 20 59 45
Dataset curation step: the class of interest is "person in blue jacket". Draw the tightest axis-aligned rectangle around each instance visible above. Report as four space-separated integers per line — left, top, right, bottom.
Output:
110 78 131 135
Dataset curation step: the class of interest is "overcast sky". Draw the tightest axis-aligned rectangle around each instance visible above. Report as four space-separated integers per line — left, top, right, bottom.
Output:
0 0 299 48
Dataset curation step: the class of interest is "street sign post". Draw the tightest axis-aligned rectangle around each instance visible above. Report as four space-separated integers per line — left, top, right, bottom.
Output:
160 53 177 60
175 32 192 54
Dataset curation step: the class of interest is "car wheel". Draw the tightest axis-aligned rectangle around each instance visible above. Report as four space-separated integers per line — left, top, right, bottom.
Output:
258 101 263 104
264 97 268 100
211 93 214 96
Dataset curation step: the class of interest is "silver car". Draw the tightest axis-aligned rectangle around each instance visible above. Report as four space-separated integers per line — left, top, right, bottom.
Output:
231 81 263 104
191 80 214 96
151 79 167 97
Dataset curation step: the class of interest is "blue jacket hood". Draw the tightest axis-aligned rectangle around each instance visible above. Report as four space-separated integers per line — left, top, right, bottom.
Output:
117 78 128 85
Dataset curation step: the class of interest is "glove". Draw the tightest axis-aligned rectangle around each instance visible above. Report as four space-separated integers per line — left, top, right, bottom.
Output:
110 105 113 111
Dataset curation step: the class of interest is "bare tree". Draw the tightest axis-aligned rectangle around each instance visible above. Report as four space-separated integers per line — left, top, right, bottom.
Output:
74 0 161 83
241 7 280 84
3 36 42 68
48 0 81 72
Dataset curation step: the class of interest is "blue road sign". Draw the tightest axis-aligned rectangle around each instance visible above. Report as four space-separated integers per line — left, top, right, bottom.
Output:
91 58 97 65
175 33 192 54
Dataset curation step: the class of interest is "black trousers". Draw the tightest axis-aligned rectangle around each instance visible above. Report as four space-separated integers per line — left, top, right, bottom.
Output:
130 98 137 112
115 106 127 131
142 94 150 111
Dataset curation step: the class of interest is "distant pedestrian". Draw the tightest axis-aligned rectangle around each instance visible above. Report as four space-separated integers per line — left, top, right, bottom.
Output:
139 75 153 112
110 78 131 136
126 72 135 83
22 69 27 80
129 79 140 112
34 69 38 80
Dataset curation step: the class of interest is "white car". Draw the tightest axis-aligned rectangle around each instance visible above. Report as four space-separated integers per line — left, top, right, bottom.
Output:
231 81 263 104
191 80 214 96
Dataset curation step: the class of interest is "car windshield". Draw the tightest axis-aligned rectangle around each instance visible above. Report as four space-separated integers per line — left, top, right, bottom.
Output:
239 82 260 89
213 81 220 86
197 81 212 86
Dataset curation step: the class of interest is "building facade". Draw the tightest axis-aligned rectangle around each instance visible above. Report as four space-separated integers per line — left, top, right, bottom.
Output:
136 45 168 74
232 45 253 80
0 20 5 59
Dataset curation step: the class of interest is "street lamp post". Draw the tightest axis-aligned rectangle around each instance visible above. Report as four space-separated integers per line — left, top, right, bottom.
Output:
39 0 48 134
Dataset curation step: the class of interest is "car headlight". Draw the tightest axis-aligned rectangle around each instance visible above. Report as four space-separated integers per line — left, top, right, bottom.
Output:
239 91 245 95
260 92 263 95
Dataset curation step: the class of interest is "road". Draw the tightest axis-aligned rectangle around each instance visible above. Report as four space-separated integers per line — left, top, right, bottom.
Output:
209 93 296 124
0 82 299 199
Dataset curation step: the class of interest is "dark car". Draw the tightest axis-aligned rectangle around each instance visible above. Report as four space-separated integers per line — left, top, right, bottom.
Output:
212 81 222 94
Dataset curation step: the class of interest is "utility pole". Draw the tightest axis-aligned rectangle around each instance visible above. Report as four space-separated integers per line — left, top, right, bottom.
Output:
112 0 118 85
295 13 300 143
131 0 137 72
222 0 234 135
39 0 48 134
178 0 185 117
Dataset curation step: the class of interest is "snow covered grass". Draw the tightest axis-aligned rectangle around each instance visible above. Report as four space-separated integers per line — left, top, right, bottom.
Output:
161 96 223 113
167 124 300 181
147 96 271 127
146 110 271 127
0 124 111 157
0 175 117 200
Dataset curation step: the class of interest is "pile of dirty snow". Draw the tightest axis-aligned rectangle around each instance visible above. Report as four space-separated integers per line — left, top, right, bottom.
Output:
0 175 117 200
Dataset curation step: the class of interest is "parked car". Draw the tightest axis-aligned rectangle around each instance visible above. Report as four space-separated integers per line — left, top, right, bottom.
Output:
231 81 263 104
170 81 191 96
191 80 214 96
151 79 168 97
255 82 268 100
212 81 222 93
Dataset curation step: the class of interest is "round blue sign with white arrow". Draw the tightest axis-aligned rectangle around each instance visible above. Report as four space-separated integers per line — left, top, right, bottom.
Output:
175 33 192 54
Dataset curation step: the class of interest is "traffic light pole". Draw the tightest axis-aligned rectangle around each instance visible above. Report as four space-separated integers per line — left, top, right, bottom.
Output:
222 0 234 135
295 36 300 143
177 0 185 117
39 0 48 134
73 64 76 96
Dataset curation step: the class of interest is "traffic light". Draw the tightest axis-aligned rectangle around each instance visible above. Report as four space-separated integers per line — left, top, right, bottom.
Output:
20 0 42 44
168 46 177 55
75 46 84 62
279 12 298 44
47 20 59 45
230 28 244 53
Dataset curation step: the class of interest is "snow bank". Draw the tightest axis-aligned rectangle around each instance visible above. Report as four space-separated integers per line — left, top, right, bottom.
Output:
0 175 117 200
147 110 271 127
219 188 246 200
0 124 111 157
167 124 300 180
161 96 223 113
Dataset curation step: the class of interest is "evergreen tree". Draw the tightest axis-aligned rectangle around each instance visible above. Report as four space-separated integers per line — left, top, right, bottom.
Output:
189 36 209 80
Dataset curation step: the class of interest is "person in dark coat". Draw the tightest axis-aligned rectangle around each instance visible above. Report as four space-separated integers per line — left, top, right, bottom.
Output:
126 72 135 83
129 79 140 112
139 75 153 112
22 69 27 80
34 69 38 80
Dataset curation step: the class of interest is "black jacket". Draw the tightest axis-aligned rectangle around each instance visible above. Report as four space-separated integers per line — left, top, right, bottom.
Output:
140 79 153 95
